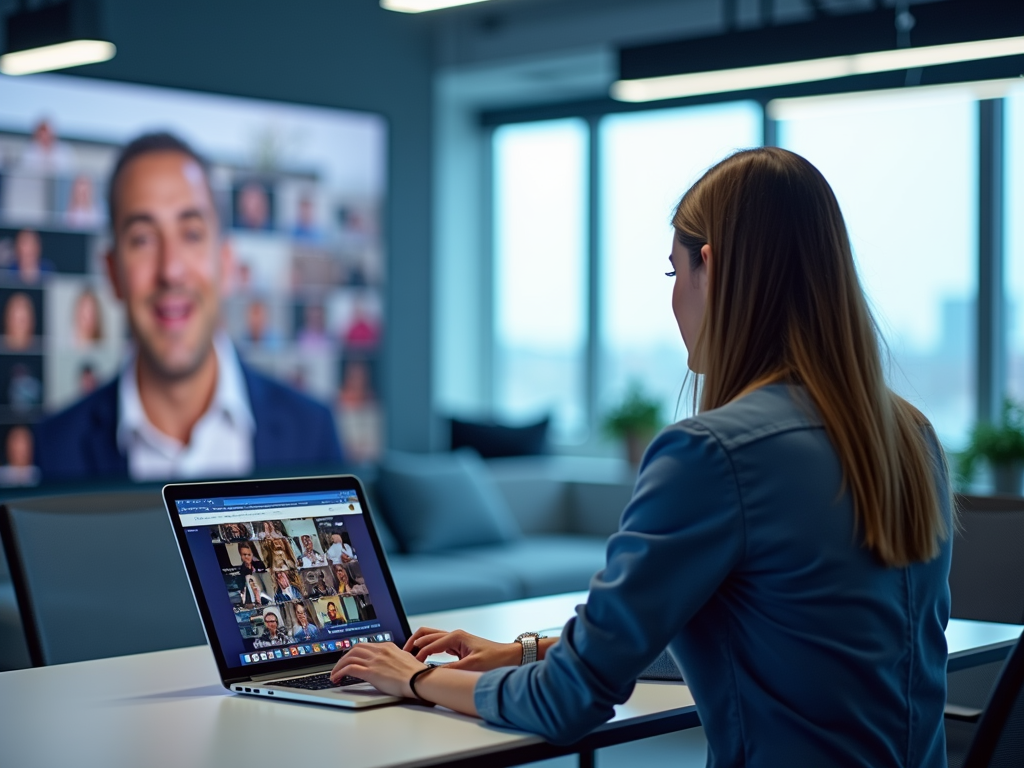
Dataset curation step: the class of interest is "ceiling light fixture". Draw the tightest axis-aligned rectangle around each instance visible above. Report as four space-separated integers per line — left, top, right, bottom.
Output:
0 0 115 76
380 0 491 13
613 36 1024 103
613 0 1024 104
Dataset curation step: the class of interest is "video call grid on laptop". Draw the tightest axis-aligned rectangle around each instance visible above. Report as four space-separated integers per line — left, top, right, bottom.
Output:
164 475 413 708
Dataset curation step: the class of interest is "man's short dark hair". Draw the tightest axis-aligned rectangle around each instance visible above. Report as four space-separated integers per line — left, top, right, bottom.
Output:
237 541 252 554
106 132 213 226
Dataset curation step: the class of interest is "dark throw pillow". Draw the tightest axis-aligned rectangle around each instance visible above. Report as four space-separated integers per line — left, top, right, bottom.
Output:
377 449 522 554
449 415 550 459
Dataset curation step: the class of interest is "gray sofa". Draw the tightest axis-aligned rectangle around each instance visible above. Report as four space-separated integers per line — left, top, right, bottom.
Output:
377 455 635 614
0 455 636 671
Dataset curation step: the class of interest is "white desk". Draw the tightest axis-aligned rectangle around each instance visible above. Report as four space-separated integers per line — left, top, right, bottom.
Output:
0 592 1019 768
0 593 696 768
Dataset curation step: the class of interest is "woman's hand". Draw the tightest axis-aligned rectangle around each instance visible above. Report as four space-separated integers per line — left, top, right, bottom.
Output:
403 626 521 671
330 642 424 698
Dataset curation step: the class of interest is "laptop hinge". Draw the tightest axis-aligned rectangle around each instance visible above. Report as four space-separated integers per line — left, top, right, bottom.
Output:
248 662 335 682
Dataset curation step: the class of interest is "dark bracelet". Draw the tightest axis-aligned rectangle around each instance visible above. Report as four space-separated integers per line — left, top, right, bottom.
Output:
408 665 440 706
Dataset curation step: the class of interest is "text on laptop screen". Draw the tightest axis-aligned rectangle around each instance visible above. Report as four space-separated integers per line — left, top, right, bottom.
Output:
175 490 405 669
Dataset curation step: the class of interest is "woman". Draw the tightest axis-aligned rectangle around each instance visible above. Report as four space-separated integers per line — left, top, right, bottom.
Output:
330 148 952 767
3 292 36 351
262 537 298 573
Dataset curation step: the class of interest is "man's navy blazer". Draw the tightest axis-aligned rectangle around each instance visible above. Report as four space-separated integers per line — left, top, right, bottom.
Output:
33 366 343 482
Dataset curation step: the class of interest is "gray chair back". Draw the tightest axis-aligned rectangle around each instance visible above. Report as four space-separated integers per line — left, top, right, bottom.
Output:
962 633 1024 768
0 489 206 666
950 495 1024 625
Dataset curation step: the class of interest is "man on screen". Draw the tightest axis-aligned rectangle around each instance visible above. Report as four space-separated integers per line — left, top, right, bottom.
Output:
255 610 289 648
237 542 266 576
325 601 346 627
33 132 343 481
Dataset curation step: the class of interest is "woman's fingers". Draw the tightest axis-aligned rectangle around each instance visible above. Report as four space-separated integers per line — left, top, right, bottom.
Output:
413 634 468 661
330 643 426 698
404 626 445 652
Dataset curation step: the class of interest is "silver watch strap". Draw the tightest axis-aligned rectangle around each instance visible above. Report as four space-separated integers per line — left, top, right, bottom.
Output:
514 632 540 665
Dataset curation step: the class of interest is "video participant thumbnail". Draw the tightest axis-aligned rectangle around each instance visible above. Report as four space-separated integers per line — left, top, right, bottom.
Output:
252 607 291 648
316 517 358 566
314 597 347 629
260 535 299 572
270 569 303 602
299 565 335 598
216 540 267 575
217 522 252 542
290 601 322 642
330 562 368 596
240 573 274 607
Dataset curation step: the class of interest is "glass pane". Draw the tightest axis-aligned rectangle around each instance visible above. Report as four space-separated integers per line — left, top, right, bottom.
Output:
777 89 978 449
493 119 588 440
1007 87 1024 403
599 102 762 425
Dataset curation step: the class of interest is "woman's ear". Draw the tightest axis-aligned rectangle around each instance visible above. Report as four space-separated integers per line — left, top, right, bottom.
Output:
699 243 713 292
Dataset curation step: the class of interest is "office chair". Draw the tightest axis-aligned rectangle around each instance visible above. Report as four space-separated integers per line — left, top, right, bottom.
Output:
945 494 1024 726
949 494 1024 625
0 488 206 666
947 632 1024 768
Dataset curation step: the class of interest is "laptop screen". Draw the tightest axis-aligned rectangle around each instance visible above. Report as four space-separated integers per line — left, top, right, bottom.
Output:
171 483 408 673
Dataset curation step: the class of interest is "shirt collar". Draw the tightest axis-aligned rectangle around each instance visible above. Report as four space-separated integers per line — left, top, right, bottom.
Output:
117 333 255 453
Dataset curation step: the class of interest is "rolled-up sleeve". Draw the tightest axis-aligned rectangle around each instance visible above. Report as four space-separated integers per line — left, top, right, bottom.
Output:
473 422 745 744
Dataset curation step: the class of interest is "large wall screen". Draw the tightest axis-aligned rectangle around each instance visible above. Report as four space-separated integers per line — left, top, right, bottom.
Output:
0 73 386 484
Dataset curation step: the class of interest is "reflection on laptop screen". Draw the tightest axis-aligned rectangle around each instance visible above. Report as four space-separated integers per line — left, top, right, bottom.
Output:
175 489 406 670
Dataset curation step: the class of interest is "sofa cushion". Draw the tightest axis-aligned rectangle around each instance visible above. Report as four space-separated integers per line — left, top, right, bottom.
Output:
386 554 521 615
450 416 549 458
378 449 521 554
453 535 608 598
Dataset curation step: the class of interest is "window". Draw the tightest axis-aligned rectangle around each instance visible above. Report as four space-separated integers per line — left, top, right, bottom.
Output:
484 86 1012 455
776 89 978 448
492 119 589 440
599 102 761 423
1007 87 1024 402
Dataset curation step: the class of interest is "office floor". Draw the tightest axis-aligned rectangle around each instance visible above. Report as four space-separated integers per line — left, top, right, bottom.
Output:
529 727 708 767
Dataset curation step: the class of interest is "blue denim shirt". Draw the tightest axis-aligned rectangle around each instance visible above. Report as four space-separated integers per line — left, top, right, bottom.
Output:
475 385 951 768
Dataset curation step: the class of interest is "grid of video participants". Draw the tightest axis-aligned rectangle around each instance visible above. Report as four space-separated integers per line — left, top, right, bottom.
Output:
0 105 385 485
213 515 382 665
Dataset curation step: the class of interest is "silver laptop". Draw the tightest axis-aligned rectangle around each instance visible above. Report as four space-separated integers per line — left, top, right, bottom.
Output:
164 475 412 709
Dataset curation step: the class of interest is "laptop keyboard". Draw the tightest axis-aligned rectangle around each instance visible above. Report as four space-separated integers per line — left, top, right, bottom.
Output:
276 672 363 690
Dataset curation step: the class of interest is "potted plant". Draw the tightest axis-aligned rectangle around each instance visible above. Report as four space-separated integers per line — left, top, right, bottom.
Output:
959 398 1024 495
603 383 663 466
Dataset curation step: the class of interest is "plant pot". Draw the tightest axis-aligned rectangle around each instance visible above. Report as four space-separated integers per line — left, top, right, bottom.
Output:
992 462 1024 496
624 430 655 467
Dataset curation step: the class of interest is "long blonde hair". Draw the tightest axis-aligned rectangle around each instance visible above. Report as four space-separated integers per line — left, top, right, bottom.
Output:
674 147 947 567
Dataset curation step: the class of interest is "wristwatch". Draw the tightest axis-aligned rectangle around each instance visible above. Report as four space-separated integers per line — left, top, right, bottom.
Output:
514 632 540 665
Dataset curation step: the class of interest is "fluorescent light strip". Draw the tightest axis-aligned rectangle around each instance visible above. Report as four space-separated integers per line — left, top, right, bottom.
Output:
767 78 1019 121
0 40 116 76
381 0 490 12
612 36 1024 103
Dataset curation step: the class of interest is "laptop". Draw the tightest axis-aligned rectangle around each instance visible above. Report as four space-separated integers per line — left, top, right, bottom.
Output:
164 475 413 709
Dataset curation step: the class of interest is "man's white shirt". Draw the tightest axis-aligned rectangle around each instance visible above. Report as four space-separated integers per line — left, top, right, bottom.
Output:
117 334 255 481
